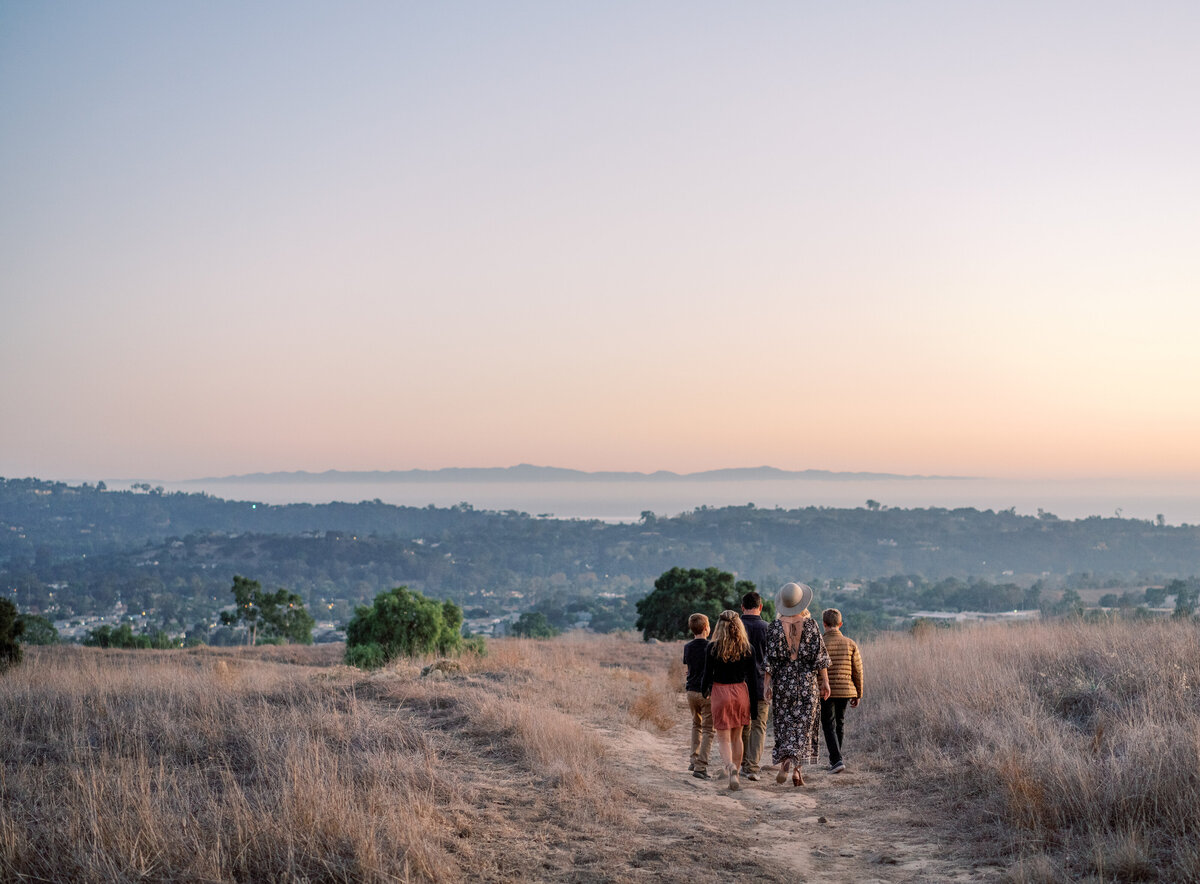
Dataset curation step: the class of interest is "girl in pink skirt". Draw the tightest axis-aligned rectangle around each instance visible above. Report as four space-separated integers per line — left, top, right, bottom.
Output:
701 610 761 790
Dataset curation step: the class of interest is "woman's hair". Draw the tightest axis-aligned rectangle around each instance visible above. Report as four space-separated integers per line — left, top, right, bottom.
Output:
710 609 752 662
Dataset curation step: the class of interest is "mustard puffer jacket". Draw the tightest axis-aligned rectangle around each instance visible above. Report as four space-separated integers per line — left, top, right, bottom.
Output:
822 628 863 699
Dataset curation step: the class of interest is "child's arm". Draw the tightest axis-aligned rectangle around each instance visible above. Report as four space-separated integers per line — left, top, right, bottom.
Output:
850 642 864 706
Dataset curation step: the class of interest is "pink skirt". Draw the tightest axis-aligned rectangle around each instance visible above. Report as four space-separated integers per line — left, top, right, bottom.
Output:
710 682 751 730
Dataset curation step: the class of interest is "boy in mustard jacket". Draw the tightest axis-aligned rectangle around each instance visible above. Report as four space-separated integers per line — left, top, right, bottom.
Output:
820 608 863 774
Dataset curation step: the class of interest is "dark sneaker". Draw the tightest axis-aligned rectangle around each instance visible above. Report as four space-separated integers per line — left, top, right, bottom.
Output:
829 761 846 774
688 762 695 771
745 772 760 781
692 769 710 779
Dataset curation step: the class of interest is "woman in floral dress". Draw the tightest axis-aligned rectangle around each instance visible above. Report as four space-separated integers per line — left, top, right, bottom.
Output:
763 582 831 786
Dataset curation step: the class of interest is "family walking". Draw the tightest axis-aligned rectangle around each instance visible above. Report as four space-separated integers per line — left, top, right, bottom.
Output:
684 582 863 790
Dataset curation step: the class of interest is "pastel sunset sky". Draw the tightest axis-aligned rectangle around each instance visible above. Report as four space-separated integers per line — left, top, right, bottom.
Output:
3 2 1198 481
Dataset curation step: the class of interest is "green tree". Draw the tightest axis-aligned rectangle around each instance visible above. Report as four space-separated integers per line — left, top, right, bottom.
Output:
16 613 59 645
1144 585 1168 607
220 576 261 643
83 624 114 648
84 624 142 648
635 566 755 641
1117 590 1141 608
1055 588 1086 617
1 598 24 672
344 586 463 668
147 629 178 649
1169 579 1197 619
219 576 314 645
511 611 559 638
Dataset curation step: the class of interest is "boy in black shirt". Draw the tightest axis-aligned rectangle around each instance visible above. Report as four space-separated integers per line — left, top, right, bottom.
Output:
683 613 713 778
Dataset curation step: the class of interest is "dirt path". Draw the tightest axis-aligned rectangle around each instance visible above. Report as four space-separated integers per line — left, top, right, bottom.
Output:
601 718 1006 884
384 654 1008 883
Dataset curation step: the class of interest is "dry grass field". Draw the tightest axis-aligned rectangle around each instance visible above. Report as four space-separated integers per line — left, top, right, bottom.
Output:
2 620 1197 882
859 619 1200 883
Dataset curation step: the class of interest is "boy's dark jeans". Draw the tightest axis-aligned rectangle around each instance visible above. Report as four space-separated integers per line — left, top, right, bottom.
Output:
820 697 851 766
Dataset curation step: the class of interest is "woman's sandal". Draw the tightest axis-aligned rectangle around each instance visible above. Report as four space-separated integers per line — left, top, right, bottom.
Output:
728 765 740 791
775 758 791 785
792 765 805 787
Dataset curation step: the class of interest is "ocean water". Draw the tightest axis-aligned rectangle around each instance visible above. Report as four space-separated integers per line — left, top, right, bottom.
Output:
158 476 1200 526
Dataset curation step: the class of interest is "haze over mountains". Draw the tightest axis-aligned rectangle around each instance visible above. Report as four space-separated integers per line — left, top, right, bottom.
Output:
184 465 974 484
156 467 1200 524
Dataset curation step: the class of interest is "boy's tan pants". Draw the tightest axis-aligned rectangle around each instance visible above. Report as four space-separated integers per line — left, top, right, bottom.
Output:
686 691 714 772
741 700 770 774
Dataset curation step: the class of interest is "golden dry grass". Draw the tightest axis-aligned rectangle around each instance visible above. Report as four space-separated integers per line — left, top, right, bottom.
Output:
5 621 1196 882
1 632 766 883
1 645 460 882
855 618 1200 882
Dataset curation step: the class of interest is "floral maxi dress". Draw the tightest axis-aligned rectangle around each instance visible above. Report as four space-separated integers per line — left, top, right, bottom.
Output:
764 617 831 766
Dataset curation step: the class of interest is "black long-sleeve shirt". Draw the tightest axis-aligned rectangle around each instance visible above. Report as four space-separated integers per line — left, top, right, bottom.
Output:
740 613 769 697
701 647 760 719
683 637 709 693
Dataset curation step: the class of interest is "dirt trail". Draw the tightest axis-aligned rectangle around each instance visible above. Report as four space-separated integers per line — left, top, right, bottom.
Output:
388 651 1008 883
601 718 1005 884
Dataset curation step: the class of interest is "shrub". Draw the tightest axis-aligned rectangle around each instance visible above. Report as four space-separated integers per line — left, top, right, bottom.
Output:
462 635 488 657
0 598 23 672
510 611 559 638
16 613 58 645
82 624 181 650
344 642 386 669
344 586 464 668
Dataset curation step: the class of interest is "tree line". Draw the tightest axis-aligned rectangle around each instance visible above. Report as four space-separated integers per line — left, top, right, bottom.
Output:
6 477 1200 639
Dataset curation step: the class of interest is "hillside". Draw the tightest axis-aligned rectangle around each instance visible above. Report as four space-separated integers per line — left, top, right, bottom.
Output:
5 621 1194 881
0 634 988 882
3 477 1199 635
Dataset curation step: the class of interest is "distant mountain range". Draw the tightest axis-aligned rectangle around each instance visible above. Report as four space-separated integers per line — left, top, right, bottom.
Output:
184 465 975 483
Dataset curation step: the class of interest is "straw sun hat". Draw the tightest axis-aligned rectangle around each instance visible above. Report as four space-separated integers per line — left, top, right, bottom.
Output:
775 582 813 616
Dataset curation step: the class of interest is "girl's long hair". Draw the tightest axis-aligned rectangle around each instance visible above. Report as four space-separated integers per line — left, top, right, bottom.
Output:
709 610 751 662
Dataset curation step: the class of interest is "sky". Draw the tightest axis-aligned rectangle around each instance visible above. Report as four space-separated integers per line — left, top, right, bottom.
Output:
2 1 1199 482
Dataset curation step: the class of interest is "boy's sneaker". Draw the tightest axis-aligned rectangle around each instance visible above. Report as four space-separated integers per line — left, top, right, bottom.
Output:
829 761 846 774
692 769 710 779
688 762 695 771
745 772 760 781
